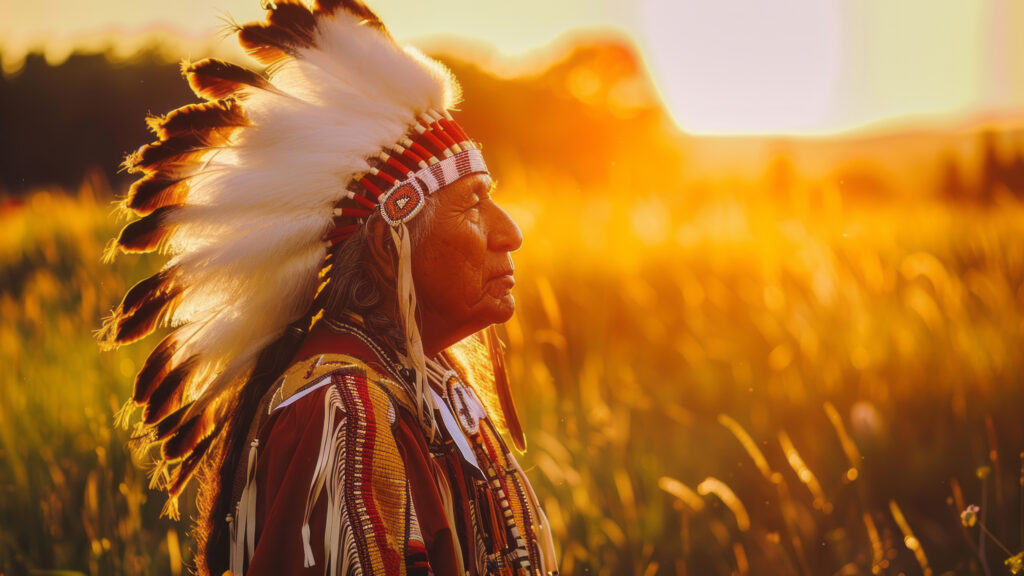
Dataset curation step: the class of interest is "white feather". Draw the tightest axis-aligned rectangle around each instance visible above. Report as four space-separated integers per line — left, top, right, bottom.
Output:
138 6 461 426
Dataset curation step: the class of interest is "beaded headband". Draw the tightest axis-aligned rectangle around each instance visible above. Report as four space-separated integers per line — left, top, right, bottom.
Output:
326 109 488 245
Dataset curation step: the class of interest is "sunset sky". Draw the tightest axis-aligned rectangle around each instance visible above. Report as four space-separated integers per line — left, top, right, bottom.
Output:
3 0 1022 135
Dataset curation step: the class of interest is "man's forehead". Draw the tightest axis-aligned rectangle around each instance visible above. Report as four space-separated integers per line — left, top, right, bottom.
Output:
437 173 493 198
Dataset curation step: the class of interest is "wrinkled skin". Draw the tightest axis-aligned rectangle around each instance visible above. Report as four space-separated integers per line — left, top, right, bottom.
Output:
411 173 523 355
366 173 523 355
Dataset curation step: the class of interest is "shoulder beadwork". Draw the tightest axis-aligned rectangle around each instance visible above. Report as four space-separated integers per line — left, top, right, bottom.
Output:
268 353 415 416
234 354 428 575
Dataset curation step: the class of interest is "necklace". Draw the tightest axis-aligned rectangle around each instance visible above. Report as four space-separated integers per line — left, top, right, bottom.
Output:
322 317 407 377
322 316 460 396
323 316 536 574
323 316 460 442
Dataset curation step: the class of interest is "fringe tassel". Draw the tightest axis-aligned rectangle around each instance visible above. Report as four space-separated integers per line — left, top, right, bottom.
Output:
326 416 350 576
226 513 236 573
432 461 466 576
302 386 338 567
300 385 356 576
230 438 259 575
389 224 438 440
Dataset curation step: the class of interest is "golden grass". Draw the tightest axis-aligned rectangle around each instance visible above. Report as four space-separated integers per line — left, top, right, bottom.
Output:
2 172 1023 574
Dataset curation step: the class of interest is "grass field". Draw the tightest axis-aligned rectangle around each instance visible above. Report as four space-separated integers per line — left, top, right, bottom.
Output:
2 170 1023 575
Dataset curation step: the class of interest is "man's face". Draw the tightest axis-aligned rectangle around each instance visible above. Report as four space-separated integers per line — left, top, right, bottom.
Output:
412 173 523 348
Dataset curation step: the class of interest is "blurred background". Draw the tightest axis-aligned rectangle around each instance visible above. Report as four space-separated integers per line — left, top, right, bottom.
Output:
2 1 1023 574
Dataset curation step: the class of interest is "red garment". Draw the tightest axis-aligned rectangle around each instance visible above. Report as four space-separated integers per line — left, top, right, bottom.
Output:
226 326 557 576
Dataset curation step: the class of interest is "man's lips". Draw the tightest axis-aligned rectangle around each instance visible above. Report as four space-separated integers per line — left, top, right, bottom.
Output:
487 271 515 294
487 254 516 294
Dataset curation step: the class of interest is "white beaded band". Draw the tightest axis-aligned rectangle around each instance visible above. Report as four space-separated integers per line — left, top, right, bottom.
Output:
378 148 489 226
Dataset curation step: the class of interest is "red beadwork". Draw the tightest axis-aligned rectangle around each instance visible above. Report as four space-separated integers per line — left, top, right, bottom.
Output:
385 153 416 176
398 146 427 168
380 183 424 224
325 224 358 245
350 193 376 209
358 176 385 198
418 128 450 157
428 121 459 150
406 141 436 164
338 207 372 219
373 167 398 185
378 157 409 181
329 114 481 236
439 118 470 145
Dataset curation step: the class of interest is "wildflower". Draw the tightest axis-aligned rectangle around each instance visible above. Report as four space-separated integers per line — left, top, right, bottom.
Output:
960 504 979 527
1006 551 1024 575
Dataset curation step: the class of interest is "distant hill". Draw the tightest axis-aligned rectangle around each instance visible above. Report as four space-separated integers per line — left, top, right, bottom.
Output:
2 38 1023 204
0 38 683 195
437 37 684 187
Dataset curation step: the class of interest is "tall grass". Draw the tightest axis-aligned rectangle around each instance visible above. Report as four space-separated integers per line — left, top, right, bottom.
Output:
1 171 1022 575
0 176 190 576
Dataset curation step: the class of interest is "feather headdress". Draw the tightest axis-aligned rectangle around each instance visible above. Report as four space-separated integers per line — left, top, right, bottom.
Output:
102 0 489 511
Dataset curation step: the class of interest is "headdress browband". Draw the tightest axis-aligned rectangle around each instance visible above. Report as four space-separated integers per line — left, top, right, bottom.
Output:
326 109 488 245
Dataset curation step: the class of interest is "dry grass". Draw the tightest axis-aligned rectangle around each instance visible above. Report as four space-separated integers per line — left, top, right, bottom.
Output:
2 171 1023 575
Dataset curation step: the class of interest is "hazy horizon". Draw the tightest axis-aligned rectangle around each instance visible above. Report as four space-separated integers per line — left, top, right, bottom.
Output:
4 0 1023 137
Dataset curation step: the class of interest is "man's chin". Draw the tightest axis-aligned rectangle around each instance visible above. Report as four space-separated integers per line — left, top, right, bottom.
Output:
478 294 516 327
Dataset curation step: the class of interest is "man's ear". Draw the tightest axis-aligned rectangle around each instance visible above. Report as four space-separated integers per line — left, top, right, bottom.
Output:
365 217 397 285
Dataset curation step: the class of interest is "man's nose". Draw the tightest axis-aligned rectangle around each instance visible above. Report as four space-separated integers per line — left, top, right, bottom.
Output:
487 204 524 252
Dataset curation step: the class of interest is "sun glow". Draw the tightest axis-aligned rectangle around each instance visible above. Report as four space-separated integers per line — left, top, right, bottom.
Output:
638 0 843 135
0 0 1017 136
637 0 999 136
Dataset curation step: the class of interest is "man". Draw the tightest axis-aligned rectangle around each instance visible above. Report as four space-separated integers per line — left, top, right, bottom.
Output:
101 1 558 574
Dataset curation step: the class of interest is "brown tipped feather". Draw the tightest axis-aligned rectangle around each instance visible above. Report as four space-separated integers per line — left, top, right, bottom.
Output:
125 133 211 175
149 100 249 140
101 273 179 347
137 133 209 164
113 287 182 345
161 411 210 460
126 175 188 215
115 205 177 254
133 333 179 404
316 0 384 30
184 58 271 101
119 268 176 315
143 356 198 425
313 0 344 16
268 1 318 46
167 433 215 497
487 325 525 451
154 401 194 441
238 22 293 64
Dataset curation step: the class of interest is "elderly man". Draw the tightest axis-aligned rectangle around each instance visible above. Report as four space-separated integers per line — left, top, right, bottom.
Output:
101 1 557 574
